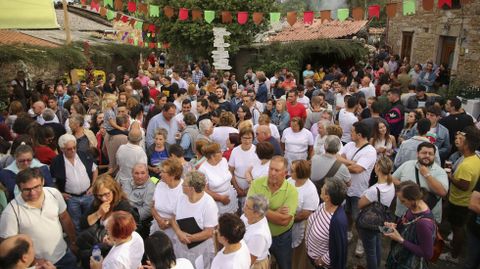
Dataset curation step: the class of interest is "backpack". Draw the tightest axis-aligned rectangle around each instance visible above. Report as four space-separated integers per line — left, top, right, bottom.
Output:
356 187 392 230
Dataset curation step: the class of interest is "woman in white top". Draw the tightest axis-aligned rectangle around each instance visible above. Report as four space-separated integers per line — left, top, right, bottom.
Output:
358 156 396 269
241 195 272 269
211 213 251 269
246 142 274 184
253 114 281 141
90 211 144 269
370 121 397 158
287 160 320 269
143 231 194 269
150 159 184 242
171 171 219 268
281 117 314 171
198 143 238 214
211 111 239 152
312 119 332 156
229 128 260 208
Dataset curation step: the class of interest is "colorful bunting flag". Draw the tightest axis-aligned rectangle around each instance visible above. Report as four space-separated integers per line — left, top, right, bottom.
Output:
179 8 189 21
269 12 280 25
237 11 248 25
438 0 452 8
164 6 174 18
148 24 156 32
90 0 100 12
99 7 107 17
287 11 297 26
106 9 116 20
352 7 364 21
81 0 87 5
422 0 434 10
368 5 380 19
129 18 136 27
386 3 397 18
253 12 263 25
115 13 122 21
121 32 129 41
114 0 122 11
133 39 138 46
149 42 156 49
403 0 416 15
303 11 314 25
134 21 143 30
222 11 232 24
103 0 113 8
337 8 349 21
320 10 331 23
127 1 136 12
204 10 215 23
138 3 148 16
192 9 203 21
121 15 129 23
149 5 159 17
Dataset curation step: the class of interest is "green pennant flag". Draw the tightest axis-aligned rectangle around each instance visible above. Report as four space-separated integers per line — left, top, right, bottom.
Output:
106 9 116 20
337 8 349 21
147 33 151 37
144 42 149 48
103 0 113 8
149 5 160 17
403 0 416 15
269 12 280 25
204 10 214 23
133 39 138 46
134 21 143 30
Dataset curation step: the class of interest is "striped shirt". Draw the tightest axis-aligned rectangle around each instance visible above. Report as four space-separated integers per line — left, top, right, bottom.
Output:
305 203 332 265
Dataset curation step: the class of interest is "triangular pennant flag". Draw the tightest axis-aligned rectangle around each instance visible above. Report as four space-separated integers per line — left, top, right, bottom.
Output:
151 32 155 38
192 9 202 21
438 0 452 8
103 0 113 8
386 3 397 18
222 11 233 24
147 33 151 37
179 8 189 21
237 11 248 25
287 11 297 26
129 18 136 27
149 5 159 17
163 43 170 49
204 10 215 23
138 3 148 16
127 1 136 12
127 38 133 44
303 11 314 25
134 21 143 30
403 0 416 15
114 0 122 11
106 9 116 20
133 39 138 46
81 0 87 5
422 0 434 10
90 1 100 12
116 13 122 21
142 23 149 32
148 24 155 32
157 42 161 48
100 7 107 17
270 12 280 25
253 12 263 25
352 7 364 21
320 10 331 23
121 15 129 23
337 8 349 21
121 32 129 41
149 42 156 49
368 5 380 19
164 6 174 18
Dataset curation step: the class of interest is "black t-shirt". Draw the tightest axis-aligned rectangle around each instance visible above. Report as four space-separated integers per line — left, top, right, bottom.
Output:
468 179 480 238
439 112 474 152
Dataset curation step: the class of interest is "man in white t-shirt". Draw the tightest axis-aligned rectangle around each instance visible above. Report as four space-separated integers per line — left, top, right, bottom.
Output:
337 122 377 256
338 96 359 144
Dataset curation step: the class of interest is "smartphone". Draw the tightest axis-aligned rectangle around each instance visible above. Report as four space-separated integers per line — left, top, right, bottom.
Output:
378 226 393 234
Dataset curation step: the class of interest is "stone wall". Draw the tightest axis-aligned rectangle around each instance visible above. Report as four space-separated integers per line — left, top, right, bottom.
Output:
387 1 480 85
0 60 63 86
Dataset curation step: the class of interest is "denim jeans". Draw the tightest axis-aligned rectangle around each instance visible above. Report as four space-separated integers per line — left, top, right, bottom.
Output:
54 248 78 269
66 194 94 233
358 227 381 269
270 229 292 269
345 196 360 220
464 228 480 269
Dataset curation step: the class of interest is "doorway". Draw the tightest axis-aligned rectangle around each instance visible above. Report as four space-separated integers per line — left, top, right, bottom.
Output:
438 36 456 69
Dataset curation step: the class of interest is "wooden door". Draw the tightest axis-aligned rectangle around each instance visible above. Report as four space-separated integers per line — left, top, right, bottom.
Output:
439 36 456 69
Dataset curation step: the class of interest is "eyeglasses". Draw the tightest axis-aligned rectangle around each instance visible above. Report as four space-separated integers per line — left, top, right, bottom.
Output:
17 158 33 163
20 184 43 194
95 191 112 199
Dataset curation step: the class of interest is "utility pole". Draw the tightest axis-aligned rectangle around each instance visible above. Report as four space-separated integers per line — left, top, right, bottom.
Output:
63 0 72 45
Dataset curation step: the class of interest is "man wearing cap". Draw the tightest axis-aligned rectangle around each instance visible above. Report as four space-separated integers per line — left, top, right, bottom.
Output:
406 85 434 112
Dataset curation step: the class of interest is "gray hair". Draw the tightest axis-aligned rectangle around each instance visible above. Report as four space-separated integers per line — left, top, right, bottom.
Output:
324 178 347 206
58 133 77 149
42 108 56 121
247 195 269 217
198 119 213 135
324 135 342 154
184 171 206 193
318 119 332 129
132 163 148 173
69 114 85 127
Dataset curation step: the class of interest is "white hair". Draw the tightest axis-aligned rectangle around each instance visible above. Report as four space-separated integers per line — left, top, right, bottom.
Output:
58 134 76 149
147 80 156 87
198 119 213 134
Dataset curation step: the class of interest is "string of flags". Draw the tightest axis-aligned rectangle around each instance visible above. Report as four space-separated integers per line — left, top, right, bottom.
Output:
79 0 469 48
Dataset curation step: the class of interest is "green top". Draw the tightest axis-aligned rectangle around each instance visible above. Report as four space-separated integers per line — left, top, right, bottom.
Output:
247 176 298 236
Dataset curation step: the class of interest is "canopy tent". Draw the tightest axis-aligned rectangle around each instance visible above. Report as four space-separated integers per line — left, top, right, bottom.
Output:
0 0 59 29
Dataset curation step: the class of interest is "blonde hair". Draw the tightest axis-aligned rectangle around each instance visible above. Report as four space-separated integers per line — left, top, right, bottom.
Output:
102 93 117 111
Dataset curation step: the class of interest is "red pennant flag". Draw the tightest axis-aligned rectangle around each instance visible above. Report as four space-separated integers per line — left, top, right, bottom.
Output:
192 9 203 21
222 11 233 24
438 0 452 8
148 24 156 32
127 1 136 12
128 38 133 44
368 5 380 19
237 11 248 25
179 8 189 21
163 42 170 49
423 0 434 10
149 42 155 49
80 0 86 5
303 11 314 25
139 41 144 47
90 1 100 11
121 15 129 23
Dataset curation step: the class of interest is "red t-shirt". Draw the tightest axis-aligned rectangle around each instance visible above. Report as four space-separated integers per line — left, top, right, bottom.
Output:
34 145 57 165
286 102 307 121
149 87 159 100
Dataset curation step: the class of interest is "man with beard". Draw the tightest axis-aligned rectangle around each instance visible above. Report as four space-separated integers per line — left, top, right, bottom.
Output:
392 142 449 223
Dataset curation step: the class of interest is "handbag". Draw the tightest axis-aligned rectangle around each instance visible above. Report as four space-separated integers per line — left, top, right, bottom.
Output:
356 187 391 231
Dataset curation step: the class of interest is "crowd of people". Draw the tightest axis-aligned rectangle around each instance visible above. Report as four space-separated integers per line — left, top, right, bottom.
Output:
0 48 479 269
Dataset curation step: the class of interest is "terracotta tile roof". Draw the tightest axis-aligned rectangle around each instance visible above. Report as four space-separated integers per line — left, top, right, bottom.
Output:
266 19 368 42
0 30 59 47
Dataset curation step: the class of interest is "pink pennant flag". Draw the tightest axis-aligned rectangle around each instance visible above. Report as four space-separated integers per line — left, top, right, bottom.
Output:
237 11 248 25
303 11 314 25
127 1 136 12
179 8 189 21
368 5 380 19
90 0 100 12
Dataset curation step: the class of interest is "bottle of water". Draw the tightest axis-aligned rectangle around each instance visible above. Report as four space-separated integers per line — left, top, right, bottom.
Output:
92 244 102 261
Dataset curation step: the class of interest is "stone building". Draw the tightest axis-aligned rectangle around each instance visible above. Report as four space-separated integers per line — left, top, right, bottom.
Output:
387 0 480 84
